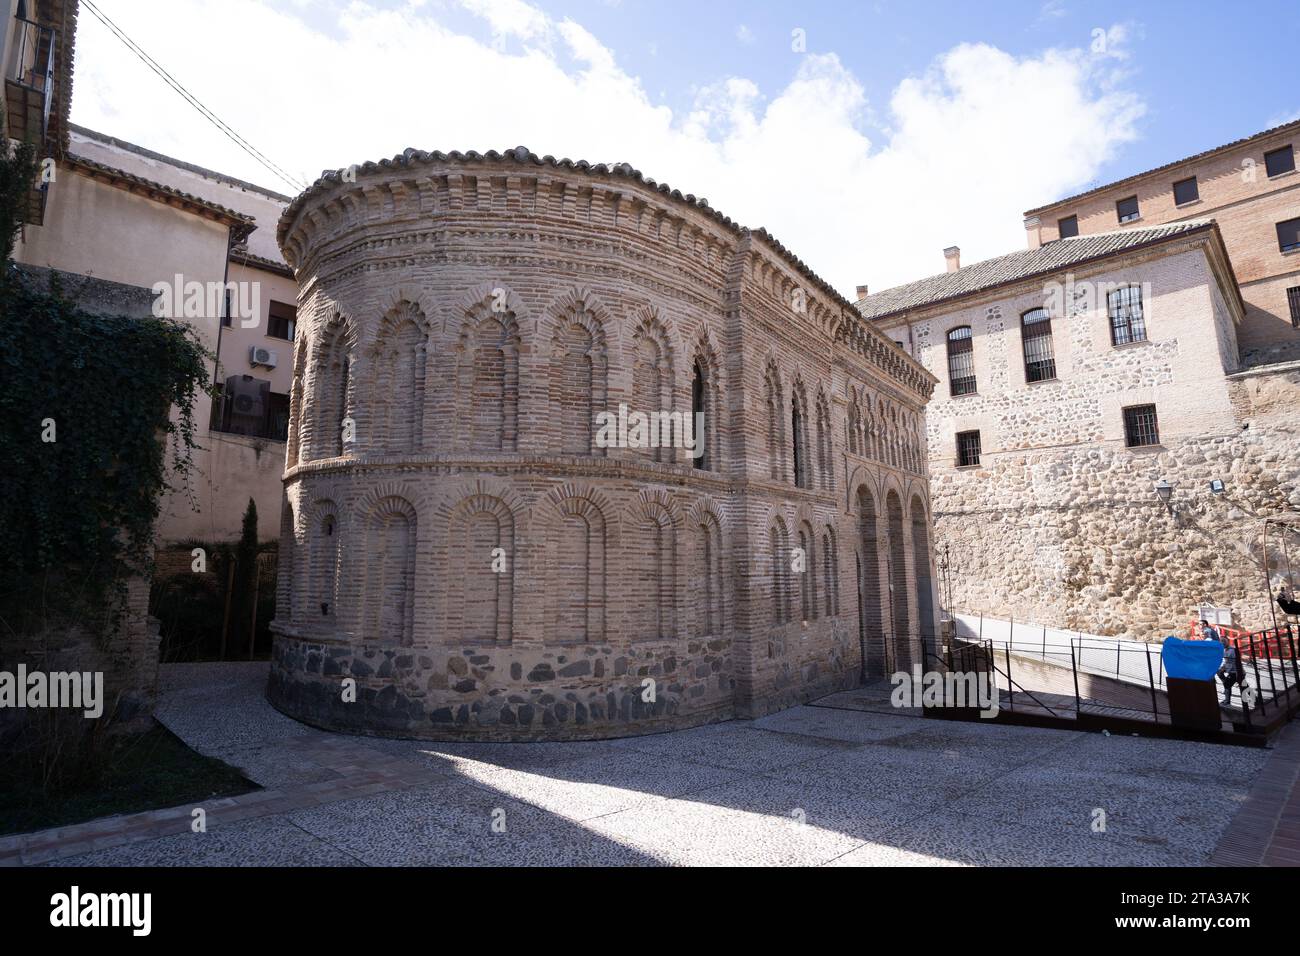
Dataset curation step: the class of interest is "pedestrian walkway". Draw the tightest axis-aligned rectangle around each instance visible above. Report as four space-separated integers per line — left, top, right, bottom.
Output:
1213 720 1300 866
0 662 1273 867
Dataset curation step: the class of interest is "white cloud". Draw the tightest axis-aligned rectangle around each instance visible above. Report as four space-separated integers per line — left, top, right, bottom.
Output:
70 0 1145 292
1267 108 1300 128
736 24 755 45
1038 0 1067 21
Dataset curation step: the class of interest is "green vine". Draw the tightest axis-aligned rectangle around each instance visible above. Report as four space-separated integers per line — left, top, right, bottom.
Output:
0 150 211 634
0 136 36 263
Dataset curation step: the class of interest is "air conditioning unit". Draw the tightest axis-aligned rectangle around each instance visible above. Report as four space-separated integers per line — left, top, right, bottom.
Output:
249 346 278 369
224 374 269 435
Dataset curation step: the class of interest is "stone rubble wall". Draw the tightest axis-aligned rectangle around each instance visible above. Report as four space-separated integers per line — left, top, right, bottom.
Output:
935 366 1300 640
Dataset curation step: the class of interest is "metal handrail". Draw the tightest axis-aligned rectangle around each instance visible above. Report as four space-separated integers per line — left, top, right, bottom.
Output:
984 639 1065 718
6 17 56 138
930 614 1300 734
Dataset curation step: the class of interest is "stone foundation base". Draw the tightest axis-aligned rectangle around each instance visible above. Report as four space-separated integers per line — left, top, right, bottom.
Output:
267 630 737 741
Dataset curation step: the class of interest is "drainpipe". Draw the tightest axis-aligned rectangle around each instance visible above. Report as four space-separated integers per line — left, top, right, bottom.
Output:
211 226 237 392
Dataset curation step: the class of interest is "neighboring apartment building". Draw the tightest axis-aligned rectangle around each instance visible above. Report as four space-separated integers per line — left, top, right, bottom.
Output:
862 123 1300 639
11 117 298 542
1024 120 1300 366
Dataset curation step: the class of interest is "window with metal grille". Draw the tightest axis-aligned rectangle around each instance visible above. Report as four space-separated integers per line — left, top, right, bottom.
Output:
1289 286 1300 328
1021 308 1056 382
1123 404 1160 448
1108 285 1147 345
946 326 976 396
1265 145 1296 178
956 430 981 467
1057 215 1078 239
1278 218 1300 254
1173 176 1199 206
1116 196 1140 223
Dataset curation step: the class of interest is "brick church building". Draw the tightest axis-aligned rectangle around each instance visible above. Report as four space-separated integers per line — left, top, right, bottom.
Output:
268 146 940 740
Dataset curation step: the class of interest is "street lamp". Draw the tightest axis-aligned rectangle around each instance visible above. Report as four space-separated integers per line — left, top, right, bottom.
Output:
1154 478 1174 513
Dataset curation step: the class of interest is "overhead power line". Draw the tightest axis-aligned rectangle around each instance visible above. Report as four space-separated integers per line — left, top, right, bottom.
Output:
80 0 308 193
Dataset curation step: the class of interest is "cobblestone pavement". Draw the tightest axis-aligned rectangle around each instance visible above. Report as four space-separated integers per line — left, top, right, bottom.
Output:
0 663 1273 867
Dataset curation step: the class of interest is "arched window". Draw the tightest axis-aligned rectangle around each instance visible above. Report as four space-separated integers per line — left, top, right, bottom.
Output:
548 497 606 643
286 338 309 467
371 304 427 453
311 506 341 622
765 365 785 480
312 319 355 460
857 488 885 671
449 498 514 643
278 500 296 623
791 397 805 487
946 326 976 396
798 524 817 622
471 320 517 451
631 503 675 640
693 515 723 637
769 522 791 624
886 490 910 665
631 318 673 463
1107 285 1147 346
455 294 520 454
363 498 416 644
822 527 839 617
815 394 832 490
692 359 707 471
1021 308 1056 382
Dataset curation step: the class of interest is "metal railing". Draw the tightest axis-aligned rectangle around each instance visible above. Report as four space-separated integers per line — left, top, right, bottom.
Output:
927 619 1300 735
6 17 56 136
923 638 1066 720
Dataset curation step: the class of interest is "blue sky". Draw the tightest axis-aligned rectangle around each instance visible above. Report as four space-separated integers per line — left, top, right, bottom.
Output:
72 0 1298 292
545 0 1300 193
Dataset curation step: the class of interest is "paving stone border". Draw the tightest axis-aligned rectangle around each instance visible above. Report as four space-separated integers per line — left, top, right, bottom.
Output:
1211 721 1300 866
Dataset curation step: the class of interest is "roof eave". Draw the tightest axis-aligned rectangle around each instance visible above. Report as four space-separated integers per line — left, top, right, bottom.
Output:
1023 118 1300 218
859 222 1220 324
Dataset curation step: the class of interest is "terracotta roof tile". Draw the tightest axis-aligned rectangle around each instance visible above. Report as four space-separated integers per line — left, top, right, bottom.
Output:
277 146 852 314
855 220 1215 321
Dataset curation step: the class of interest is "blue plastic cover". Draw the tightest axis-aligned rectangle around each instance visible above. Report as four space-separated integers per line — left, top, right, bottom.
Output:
1161 636 1224 681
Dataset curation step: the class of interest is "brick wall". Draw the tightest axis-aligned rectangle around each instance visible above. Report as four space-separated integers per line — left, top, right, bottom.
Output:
267 150 940 740
1027 122 1300 360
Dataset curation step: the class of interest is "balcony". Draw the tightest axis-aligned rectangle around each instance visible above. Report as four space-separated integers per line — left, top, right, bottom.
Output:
4 17 56 145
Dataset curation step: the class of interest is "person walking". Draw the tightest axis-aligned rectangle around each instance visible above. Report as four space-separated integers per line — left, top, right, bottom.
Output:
1217 632 1245 706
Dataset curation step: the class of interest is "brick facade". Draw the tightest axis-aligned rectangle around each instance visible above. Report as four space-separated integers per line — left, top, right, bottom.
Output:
1025 120 1300 365
268 147 939 740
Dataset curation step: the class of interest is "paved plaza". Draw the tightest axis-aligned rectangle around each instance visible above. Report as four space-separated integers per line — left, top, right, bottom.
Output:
0 662 1280 867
